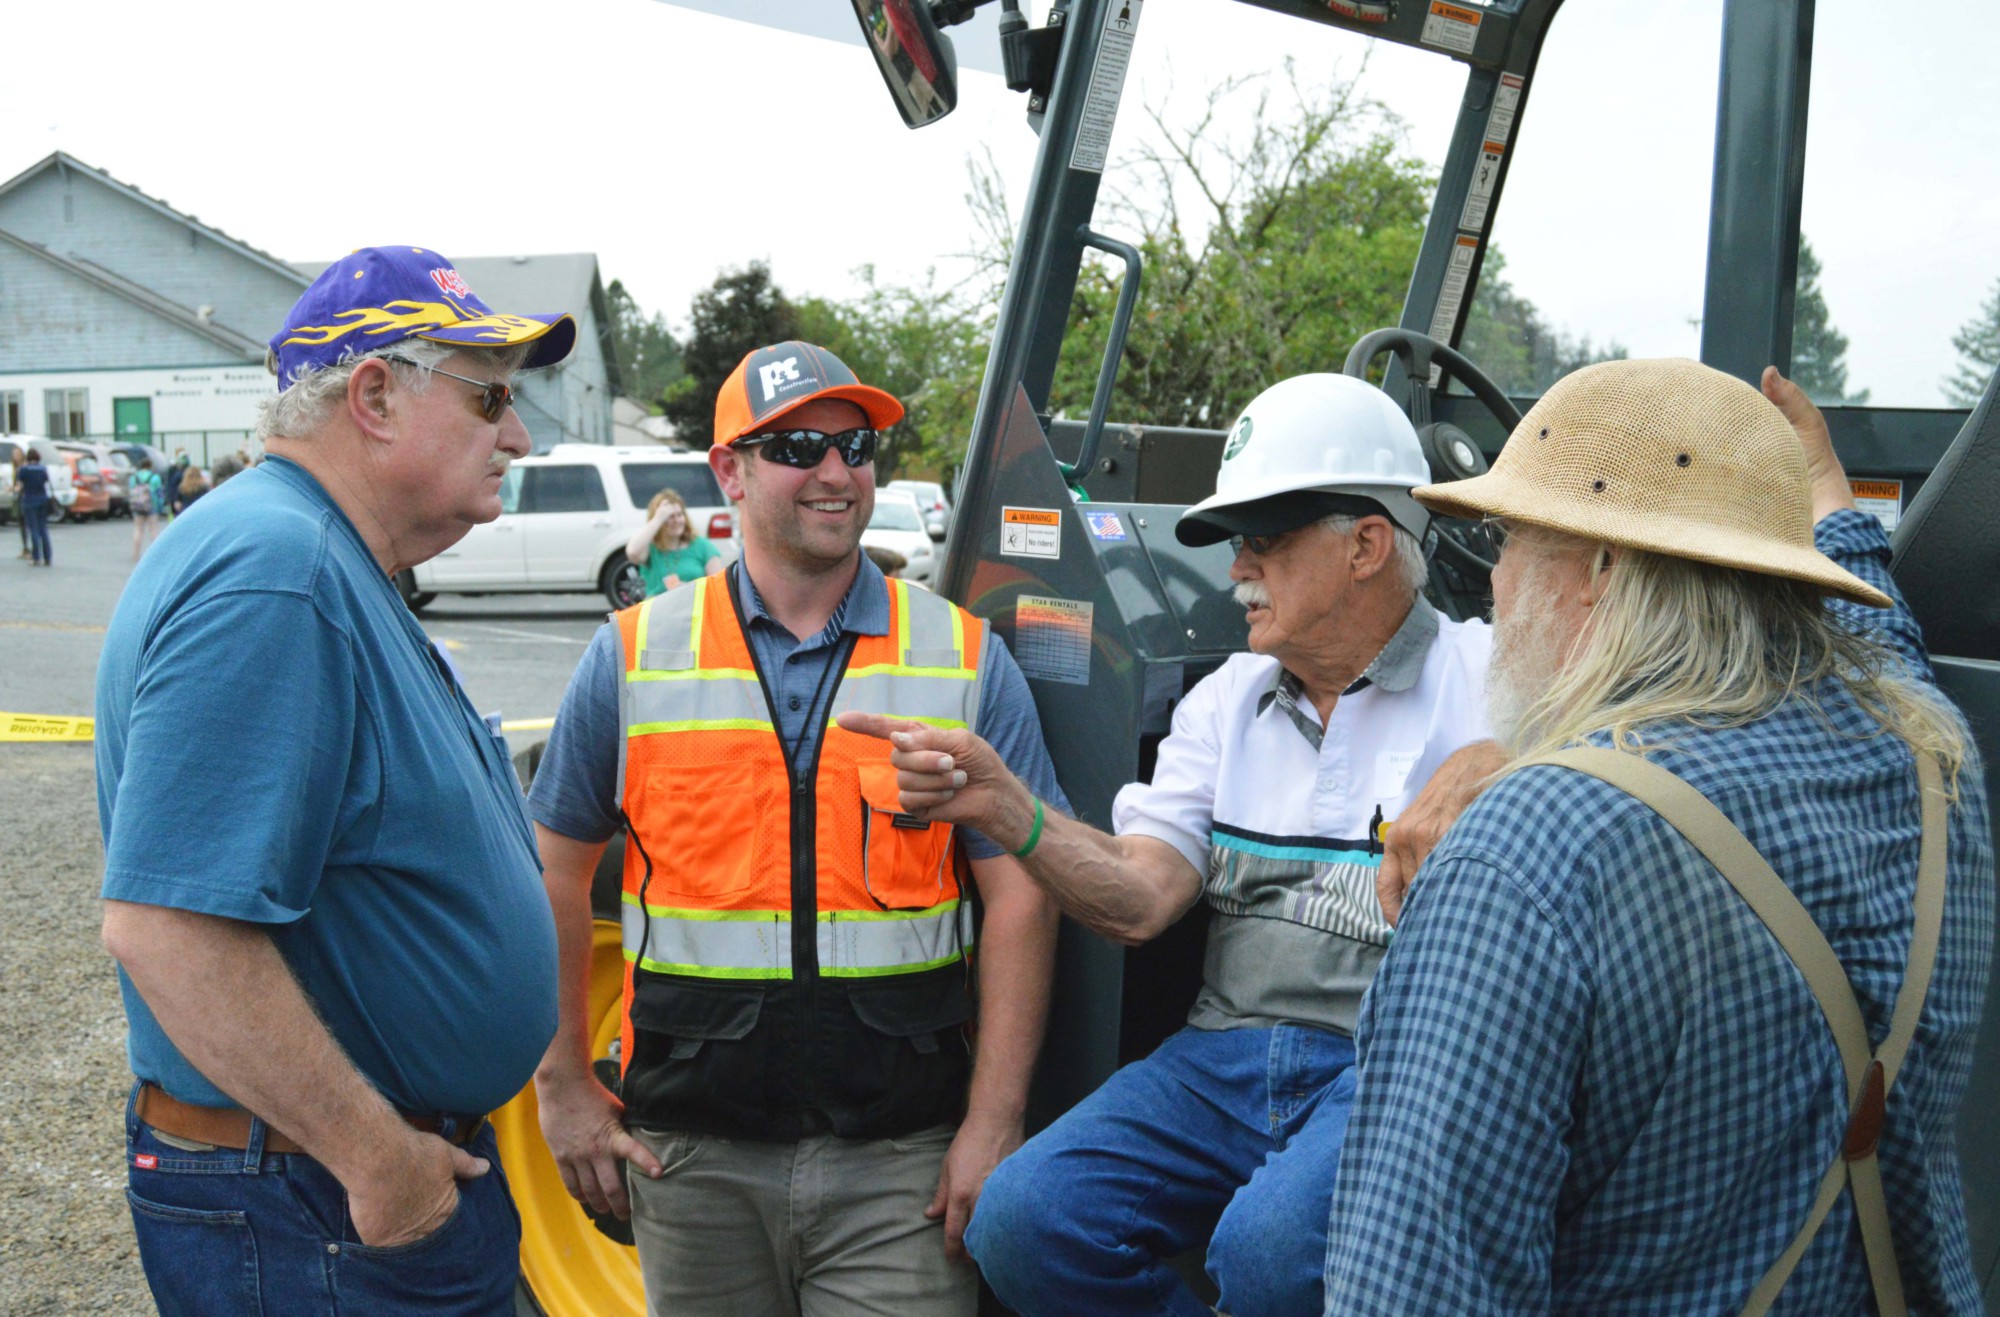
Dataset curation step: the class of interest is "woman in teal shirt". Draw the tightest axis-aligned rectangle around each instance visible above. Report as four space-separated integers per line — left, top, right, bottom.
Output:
625 488 723 596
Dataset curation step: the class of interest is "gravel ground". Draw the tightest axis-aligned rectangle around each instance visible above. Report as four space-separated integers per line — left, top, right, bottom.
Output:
0 516 600 1313
0 743 151 1314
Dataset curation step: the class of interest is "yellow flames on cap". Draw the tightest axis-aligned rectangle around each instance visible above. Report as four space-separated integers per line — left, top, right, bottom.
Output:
278 300 458 346
441 313 550 343
280 302 549 348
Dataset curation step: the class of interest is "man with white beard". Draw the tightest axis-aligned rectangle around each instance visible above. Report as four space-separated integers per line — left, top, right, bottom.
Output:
844 373 1500 1316
1322 360 1993 1315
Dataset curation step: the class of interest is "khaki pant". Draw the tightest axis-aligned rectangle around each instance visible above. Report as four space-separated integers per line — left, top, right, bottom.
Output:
627 1123 978 1317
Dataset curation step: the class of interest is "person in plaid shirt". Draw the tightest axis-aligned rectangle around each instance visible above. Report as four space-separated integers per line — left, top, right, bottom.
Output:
1324 361 1993 1315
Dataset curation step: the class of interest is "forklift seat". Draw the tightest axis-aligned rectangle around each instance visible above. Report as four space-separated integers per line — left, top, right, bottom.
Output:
1887 367 2000 1307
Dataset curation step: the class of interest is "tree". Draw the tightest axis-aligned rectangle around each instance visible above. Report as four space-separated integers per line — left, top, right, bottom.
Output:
659 262 801 443
1461 248 1625 395
1790 237 1869 404
796 267 989 480
970 64 1434 432
605 278 684 411
1945 275 2000 406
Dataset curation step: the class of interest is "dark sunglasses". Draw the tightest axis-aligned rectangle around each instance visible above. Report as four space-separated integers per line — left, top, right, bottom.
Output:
735 427 879 469
1228 528 1301 557
379 355 515 424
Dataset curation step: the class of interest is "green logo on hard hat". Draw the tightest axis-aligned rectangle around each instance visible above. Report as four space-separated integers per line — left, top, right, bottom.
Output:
1223 415 1253 460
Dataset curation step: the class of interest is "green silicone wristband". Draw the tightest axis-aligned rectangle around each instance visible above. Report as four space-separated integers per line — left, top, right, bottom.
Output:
1012 797 1045 860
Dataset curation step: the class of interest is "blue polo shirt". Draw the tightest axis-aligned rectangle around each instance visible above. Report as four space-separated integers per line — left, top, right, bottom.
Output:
530 555 1067 854
95 456 556 1115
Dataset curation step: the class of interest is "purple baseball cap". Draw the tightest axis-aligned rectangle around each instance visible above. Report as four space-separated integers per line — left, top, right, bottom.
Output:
268 246 576 387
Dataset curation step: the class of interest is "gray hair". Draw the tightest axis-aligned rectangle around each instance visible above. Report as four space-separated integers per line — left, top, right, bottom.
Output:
1319 513 1429 597
256 339 528 442
1501 528 1968 792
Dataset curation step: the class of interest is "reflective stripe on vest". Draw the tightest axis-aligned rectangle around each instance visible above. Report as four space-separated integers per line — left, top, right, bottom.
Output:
621 896 974 980
614 572 985 983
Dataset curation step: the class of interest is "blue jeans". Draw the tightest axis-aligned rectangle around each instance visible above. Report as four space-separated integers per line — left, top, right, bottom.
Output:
967 1023 1357 1317
22 498 50 563
123 1083 521 1315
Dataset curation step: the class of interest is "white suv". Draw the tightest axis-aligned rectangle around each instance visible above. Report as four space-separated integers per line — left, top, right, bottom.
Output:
398 445 738 612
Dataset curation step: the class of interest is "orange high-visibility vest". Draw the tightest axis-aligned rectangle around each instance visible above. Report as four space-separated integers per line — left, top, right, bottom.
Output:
612 568 987 1138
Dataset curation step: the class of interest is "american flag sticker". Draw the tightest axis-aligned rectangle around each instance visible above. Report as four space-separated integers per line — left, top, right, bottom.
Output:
133 1153 158 1169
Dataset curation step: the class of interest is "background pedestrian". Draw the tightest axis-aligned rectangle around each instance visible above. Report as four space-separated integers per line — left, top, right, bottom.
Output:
13 446 53 567
622 487 722 595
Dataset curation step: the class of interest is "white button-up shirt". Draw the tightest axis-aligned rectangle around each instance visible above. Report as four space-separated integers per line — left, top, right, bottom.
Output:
1112 599 1493 1034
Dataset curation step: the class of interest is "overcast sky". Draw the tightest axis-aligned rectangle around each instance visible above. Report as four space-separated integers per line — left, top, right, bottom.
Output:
3 0 1992 407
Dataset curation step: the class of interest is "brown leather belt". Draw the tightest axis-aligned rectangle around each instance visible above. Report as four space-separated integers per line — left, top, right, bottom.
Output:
136 1083 485 1156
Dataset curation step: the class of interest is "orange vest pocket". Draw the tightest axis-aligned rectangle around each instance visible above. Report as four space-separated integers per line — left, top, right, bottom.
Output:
629 759 775 906
855 758 955 911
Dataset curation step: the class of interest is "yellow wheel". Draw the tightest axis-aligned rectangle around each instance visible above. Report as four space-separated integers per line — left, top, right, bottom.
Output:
491 918 646 1316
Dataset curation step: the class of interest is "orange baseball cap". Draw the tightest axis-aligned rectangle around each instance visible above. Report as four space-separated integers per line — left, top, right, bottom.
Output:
713 341 904 447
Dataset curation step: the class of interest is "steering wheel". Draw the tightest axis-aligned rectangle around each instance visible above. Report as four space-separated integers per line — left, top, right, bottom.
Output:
1341 328 1522 576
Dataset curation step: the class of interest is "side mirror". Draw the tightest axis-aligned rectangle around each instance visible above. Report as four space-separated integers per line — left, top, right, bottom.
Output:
852 0 958 128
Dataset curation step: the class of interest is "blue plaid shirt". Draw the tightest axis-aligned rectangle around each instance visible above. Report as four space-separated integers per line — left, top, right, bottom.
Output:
1322 511 1994 1315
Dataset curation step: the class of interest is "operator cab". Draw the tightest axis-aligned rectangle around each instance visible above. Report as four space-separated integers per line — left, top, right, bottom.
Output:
848 0 2000 1305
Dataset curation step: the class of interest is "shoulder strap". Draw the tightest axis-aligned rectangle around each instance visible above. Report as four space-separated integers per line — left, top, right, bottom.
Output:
1510 748 1948 1317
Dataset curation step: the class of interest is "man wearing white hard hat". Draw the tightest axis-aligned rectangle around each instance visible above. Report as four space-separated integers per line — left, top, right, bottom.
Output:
843 373 1500 1315
1322 361 1992 1314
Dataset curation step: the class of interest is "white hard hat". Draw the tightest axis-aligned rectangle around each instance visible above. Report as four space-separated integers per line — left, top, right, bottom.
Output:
1176 373 1433 547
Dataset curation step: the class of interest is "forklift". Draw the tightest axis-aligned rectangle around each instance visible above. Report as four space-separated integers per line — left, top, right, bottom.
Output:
498 2 2000 1311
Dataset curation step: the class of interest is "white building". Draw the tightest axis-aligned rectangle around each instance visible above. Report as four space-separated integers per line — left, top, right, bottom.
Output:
0 152 621 462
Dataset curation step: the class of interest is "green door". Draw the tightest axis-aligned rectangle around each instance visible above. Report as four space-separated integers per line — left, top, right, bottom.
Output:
112 397 152 440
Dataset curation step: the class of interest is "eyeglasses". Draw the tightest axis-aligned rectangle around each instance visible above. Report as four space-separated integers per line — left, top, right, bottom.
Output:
1228 528 1299 557
735 427 879 469
379 355 515 424
1480 517 1513 551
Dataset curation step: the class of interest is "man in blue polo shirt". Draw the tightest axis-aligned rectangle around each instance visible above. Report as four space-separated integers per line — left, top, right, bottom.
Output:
96 247 575 1316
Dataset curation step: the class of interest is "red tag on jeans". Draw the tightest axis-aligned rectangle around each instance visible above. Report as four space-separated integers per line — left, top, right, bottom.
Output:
133 1153 158 1169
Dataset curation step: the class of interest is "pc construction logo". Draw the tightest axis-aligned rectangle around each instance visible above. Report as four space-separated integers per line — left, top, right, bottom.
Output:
759 356 803 401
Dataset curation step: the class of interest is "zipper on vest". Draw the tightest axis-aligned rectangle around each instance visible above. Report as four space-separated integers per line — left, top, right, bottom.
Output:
726 565 857 1120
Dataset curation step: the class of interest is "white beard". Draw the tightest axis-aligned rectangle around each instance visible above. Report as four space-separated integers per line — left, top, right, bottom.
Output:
1486 562 1573 753
1233 580 1271 610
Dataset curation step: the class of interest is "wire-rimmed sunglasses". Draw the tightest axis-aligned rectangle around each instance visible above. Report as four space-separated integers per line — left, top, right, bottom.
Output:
379 355 515 424
1228 528 1299 557
735 427 879 469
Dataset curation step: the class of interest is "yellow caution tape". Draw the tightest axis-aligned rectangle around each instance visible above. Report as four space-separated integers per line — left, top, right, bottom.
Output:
0 711 552 742
1 712 95 743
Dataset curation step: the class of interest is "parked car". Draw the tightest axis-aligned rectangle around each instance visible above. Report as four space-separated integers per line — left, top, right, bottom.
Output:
862 489 939 585
56 449 112 520
887 478 951 539
398 445 739 612
4 439 78 522
60 442 131 516
113 441 172 474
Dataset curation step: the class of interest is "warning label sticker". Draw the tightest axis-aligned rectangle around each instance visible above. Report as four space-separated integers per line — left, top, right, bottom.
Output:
1427 234 1482 345
1850 478 1903 533
1420 1 1482 55
1015 596 1094 686
1484 72 1526 147
1070 0 1143 174
1000 506 1063 560
1459 139 1507 232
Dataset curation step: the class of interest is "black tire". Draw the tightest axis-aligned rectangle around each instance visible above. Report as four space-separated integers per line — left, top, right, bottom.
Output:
396 569 436 613
601 556 645 611
46 502 65 525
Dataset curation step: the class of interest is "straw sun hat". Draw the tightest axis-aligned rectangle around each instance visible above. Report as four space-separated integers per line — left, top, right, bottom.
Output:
1413 358 1892 607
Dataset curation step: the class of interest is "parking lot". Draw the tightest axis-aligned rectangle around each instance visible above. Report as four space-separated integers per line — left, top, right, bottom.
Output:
0 511 612 1314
